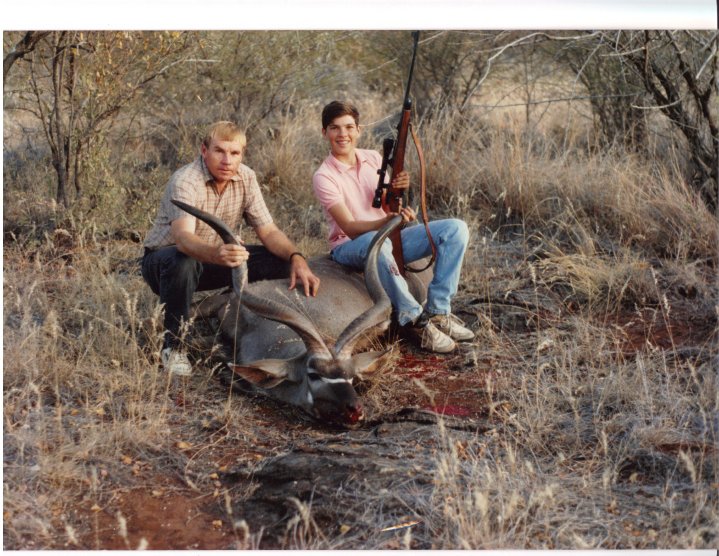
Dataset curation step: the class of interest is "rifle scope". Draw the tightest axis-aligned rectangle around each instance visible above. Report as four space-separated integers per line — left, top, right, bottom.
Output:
372 137 395 208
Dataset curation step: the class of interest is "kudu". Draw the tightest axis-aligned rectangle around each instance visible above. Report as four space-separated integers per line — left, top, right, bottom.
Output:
172 200 431 425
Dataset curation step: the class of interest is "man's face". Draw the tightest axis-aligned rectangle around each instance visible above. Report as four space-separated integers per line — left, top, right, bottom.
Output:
201 137 244 184
323 114 360 160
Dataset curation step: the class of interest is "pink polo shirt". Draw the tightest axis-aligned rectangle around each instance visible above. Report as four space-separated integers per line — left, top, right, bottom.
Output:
312 149 388 249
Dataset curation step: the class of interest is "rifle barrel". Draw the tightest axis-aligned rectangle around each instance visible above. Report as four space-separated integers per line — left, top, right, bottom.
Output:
402 31 420 108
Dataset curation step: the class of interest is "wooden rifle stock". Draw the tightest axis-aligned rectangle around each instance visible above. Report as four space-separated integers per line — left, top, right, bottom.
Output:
383 101 412 275
385 102 412 214
371 31 434 277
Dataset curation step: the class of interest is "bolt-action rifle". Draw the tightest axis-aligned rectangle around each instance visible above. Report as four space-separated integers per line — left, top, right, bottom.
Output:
372 31 436 276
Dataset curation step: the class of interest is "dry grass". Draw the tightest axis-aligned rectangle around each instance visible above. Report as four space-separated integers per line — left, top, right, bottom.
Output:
422 109 716 261
421 320 717 549
4 92 718 549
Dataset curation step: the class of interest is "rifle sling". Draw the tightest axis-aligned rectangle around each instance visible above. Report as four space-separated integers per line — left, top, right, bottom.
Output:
404 123 437 274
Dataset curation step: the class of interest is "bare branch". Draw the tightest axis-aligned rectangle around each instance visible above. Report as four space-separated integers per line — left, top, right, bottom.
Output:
3 31 50 82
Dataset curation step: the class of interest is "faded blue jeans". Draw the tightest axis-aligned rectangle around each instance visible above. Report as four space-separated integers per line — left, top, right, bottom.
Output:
331 219 469 326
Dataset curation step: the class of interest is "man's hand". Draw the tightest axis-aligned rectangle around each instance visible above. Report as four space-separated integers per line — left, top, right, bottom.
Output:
388 171 415 224
391 170 410 190
253 222 320 296
172 217 249 267
289 256 321 297
388 200 416 225
214 243 249 267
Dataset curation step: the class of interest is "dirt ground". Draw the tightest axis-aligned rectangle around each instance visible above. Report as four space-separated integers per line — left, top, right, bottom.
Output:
73 340 495 549
73 293 714 550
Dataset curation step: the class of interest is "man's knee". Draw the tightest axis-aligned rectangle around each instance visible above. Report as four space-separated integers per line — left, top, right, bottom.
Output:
165 250 196 274
246 246 290 282
446 218 469 246
147 249 202 294
170 255 202 293
377 240 396 264
143 248 195 293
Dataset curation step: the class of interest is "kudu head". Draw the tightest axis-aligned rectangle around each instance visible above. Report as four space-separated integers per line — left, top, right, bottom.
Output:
171 200 400 425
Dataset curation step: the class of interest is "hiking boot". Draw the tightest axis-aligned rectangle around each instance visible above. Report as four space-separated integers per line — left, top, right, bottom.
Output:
161 347 192 376
405 319 456 354
430 313 475 341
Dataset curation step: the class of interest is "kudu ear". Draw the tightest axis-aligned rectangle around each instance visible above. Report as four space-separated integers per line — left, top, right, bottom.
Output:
350 349 390 379
228 356 303 389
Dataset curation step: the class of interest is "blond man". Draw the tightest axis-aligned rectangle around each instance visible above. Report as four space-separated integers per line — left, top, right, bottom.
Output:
143 121 320 375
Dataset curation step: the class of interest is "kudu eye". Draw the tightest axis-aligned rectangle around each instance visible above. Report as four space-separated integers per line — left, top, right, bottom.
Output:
307 371 322 382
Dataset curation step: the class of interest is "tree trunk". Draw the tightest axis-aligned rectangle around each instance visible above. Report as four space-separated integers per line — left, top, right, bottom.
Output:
73 139 83 197
50 33 69 207
48 32 79 208
51 157 68 207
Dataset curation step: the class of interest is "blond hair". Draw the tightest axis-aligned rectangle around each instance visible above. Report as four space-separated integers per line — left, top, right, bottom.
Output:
202 121 247 149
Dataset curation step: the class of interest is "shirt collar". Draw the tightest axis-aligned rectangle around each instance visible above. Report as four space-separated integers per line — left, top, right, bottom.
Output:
328 150 372 173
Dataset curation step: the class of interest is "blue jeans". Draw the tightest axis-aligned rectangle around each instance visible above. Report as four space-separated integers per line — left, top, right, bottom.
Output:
331 219 469 326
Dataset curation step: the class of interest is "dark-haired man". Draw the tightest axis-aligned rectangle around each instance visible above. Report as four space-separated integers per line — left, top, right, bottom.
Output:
312 101 474 354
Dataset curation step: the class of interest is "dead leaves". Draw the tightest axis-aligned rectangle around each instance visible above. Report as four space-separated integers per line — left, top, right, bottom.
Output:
120 455 150 476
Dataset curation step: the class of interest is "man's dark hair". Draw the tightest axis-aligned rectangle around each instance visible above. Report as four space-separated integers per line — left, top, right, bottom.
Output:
321 100 360 130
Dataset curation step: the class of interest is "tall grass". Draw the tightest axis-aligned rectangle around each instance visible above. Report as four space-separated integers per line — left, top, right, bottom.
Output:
424 318 717 548
421 109 716 261
412 105 719 546
4 229 170 544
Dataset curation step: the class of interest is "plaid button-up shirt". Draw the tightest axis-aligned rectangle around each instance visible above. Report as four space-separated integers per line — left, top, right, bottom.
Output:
144 156 273 250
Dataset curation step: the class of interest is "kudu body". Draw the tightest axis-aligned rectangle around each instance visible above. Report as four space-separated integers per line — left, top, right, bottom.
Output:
172 200 432 424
